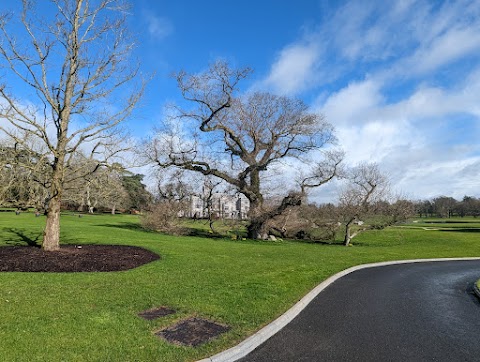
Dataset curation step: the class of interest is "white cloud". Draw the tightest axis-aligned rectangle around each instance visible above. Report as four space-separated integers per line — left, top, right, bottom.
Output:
393 156 480 200
257 0 480 202
262 42 321 95
459 160 480 178
320 79 383 126
379 71 480 120
316 67 480 201
143 12 173 40
399 26 480 76
391 0 418 17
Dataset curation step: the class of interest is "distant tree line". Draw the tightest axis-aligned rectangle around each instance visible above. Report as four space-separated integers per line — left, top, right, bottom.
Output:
0 142 151 213
415 196 480 218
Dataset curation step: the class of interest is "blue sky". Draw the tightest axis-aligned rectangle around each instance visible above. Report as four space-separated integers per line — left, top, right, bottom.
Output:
130 0 480 202
2 0 480 202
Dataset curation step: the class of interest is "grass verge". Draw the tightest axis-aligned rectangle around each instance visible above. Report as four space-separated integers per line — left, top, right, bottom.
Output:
0 213 479 361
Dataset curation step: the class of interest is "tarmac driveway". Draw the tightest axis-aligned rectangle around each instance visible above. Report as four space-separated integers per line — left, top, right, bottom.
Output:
239 260 480 362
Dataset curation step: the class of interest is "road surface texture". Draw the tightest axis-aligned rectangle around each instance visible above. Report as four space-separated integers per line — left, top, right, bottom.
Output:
239 260 480 362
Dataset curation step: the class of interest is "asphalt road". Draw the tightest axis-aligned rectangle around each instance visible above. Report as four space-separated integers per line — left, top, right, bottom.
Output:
239 260 480 362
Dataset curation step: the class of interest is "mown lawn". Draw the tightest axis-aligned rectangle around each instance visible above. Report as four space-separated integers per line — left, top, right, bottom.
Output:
0 213 479 362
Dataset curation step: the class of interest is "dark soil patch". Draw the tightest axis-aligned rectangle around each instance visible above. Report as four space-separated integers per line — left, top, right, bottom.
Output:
0 245 160 272
138 306 176 320
157 317 230 347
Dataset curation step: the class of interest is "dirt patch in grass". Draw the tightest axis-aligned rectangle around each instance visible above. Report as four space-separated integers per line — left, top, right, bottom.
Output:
138 306 176 320
156 317 230 347
0 245 160 272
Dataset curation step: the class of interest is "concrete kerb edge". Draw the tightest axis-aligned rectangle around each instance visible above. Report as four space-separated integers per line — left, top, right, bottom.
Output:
474 279 480 300
197 257 480 362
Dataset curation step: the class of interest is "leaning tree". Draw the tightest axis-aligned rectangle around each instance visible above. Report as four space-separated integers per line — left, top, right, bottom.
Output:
148 61 342 239
0 0 143 251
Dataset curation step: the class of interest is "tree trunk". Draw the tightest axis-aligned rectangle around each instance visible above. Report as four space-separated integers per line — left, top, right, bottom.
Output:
246 192 302 239
42 153 65 251
343 218 354 246
247 217 266 239
209 218 216 234
247 204 268 239
246 197 267 239
86 186 93 213
43 196 61 251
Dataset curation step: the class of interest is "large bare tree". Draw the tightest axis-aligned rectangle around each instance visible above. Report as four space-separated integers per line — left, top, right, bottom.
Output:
0 0 143 250
148 61 340 238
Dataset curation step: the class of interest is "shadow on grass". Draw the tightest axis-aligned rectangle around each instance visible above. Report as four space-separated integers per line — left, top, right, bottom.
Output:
97 222 241 240
439 228 480 233
423 220 480 224
3 228 42 247
94 221 351 245
95 222 154 233
294 239 355 247
186 228 238 239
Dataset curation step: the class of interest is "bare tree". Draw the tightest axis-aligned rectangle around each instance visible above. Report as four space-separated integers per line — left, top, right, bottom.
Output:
62 157 129 214
384 198 416 224
460 196 480 218
147 61 339 239
267 202 340 241
141 170 192 235
100 164 130 214
0 140 20 206
197 178 223 233
338 163 389 246
0 135 50 209
0 0 143 250
432 196 457 218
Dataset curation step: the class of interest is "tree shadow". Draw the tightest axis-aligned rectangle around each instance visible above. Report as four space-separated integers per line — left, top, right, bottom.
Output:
97 221 247 240
439 228 480 233
287 238 345 246
3 228 42 247
423 220 474 224
186 228 231 239
95 222 152 233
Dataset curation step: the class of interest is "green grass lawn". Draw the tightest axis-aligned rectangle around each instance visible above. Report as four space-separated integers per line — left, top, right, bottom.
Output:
1 213 479 362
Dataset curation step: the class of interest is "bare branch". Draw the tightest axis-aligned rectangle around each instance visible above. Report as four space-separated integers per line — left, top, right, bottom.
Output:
148 61 337 238
301 149 345 193
0 0 143 250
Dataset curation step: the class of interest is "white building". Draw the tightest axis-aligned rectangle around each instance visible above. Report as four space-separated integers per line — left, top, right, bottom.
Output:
189 193 250 220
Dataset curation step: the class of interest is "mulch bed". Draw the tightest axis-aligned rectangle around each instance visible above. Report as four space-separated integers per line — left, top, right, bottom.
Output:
156 317 231 347
0 245 160 272
1 245 231 346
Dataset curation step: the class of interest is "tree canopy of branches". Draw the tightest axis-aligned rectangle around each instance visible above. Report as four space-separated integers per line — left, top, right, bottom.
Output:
140 170 193 235
62 159 130 214
0 0 143 250
147 61 342 239
415 196 480 218
338 163 389 246
0 138 49 209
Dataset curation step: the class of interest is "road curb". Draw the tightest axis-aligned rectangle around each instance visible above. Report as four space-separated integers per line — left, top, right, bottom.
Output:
474 279 480 300
197 257 480 362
